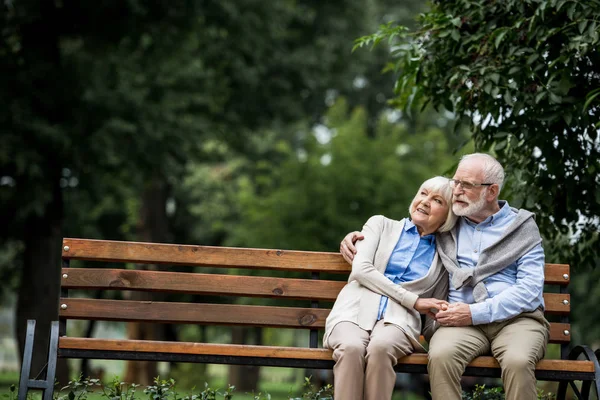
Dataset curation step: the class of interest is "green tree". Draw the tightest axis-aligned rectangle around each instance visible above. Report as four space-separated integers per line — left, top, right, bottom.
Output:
225 98 471 252
355 0 600 273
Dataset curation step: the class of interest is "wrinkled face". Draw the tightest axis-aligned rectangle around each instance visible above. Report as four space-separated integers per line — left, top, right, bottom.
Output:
410 188 449 234
451 159 488 216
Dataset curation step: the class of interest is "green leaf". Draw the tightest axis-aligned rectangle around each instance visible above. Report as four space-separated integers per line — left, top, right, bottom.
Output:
583 88 600 111
495 29 508 49
490 73 500 84
484 82 493 94
526 53 539 65
563 113 572 125
451 29 461 41
458 65 470 71
504 91 514 106
578 20 588 34
535 91 546 104
450 17 462 27
549 92 563 104
495 139 508 150
508 66 521 75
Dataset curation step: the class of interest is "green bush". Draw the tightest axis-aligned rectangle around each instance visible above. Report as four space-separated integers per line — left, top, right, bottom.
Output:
6 375 333 400
461 384 556 400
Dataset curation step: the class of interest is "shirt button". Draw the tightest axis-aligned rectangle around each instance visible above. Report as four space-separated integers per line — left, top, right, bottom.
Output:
476 228 481 231
474 250 478 253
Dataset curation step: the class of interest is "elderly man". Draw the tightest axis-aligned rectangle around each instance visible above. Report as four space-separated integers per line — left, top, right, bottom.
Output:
340 153 549 400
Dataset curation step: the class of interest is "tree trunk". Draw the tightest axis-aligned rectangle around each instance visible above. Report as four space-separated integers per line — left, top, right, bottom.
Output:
228 327 262 391
123 177 171 385
15 171 70 386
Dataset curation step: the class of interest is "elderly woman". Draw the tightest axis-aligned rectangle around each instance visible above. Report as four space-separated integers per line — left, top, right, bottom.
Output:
323 176 457 400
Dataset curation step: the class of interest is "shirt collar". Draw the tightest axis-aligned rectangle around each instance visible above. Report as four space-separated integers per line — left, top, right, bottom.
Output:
406 219 436 243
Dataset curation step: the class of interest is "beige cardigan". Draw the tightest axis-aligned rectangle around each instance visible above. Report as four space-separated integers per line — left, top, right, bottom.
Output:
323 215 448 351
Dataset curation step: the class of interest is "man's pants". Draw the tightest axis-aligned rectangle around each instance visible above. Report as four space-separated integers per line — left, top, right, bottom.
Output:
328 320 414 400
427 309 550 400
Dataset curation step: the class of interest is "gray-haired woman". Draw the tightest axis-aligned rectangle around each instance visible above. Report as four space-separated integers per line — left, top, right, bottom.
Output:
323 176 458 400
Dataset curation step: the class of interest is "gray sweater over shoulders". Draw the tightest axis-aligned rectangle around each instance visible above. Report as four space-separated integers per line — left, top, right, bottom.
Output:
436 206 542 303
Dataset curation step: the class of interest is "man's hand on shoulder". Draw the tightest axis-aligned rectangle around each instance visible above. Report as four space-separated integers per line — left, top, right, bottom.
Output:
435 303 473 327
340 231 363 264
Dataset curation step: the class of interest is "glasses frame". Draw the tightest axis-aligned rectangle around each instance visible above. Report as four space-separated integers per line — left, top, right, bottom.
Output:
449 179 494 190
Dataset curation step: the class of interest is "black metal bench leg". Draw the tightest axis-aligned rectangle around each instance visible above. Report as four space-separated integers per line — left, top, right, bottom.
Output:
18 320 36 400
17 320 60 400
556 345 600 400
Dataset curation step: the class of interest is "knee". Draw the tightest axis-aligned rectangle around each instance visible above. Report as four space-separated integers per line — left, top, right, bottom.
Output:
502 353 536 374
336 340 367 361
428 342 459 366
365 340 395 363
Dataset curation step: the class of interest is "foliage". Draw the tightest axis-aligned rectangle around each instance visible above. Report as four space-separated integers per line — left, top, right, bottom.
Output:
354 0 600 273
292 376 333 400
225 98 472 252
11 375 334 400
461 384 556 400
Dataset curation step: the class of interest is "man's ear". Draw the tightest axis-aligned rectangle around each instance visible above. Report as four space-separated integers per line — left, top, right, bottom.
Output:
486 183 500 200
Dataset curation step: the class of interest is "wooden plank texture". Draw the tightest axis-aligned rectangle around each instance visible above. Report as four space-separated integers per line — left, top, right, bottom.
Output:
59 298 329 328
62 239 569 283
61 268 570 312
62 238 349 272
58 338 594 373
61 268 346 301
544 264 570 285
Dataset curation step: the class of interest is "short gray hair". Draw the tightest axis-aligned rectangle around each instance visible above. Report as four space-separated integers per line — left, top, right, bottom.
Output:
409 176 458 233
459 153 505 192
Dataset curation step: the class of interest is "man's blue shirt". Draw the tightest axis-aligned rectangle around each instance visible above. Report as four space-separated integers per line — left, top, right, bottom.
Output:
448 201 545 324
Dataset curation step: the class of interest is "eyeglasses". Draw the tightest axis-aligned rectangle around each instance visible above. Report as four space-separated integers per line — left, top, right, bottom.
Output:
449 179 493 190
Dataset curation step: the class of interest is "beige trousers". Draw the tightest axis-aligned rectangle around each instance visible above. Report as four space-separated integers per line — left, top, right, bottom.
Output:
328 320 414 400
427 309 550 400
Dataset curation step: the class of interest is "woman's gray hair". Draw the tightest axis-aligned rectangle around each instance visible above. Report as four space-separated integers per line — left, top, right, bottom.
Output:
409 176 458 233
459 153 505 192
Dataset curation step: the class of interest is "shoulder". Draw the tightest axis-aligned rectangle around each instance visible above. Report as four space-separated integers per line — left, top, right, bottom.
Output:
364 215 405 226
363 215 406 233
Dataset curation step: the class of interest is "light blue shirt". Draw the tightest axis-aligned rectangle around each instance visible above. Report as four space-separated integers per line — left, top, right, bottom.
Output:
377 220 436 319
447 201 545 325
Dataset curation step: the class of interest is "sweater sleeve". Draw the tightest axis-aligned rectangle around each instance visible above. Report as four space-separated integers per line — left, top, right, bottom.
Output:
350 215 419 310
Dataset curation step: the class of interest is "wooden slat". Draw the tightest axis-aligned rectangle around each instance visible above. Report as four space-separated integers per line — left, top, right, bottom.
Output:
62 238 349 273
59 298 329 328
544 264 570 285
61 268 346 301
543 293 570 314
549 322 571 344
58 338 594 373
62 268 571 312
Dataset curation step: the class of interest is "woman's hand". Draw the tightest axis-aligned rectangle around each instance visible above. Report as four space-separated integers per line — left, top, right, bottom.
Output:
414 298 449 318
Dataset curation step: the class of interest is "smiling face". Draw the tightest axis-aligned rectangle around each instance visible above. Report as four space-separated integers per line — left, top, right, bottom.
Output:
409 187 450 236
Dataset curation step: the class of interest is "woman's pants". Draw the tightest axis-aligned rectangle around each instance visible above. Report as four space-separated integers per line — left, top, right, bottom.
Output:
327 320 414 400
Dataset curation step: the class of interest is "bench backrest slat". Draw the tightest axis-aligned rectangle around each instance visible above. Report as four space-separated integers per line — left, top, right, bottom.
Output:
60 268 570 314
59 298 330 328
61 268 346 301
63 238 348 273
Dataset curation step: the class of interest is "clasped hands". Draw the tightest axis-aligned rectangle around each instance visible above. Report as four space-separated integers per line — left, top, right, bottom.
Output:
415 298 472 327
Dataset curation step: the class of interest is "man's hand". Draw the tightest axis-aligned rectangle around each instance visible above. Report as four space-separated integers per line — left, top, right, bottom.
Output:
435 303 473 326
340 231 363 264
414 298 449 318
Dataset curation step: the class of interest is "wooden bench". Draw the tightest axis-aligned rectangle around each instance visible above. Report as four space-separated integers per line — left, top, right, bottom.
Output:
18 238 600 400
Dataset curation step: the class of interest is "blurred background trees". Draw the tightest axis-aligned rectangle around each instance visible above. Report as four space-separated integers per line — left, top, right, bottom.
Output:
1 0 597 394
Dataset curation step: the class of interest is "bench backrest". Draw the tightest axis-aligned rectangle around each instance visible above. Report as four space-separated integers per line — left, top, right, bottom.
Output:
59 238 572 355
